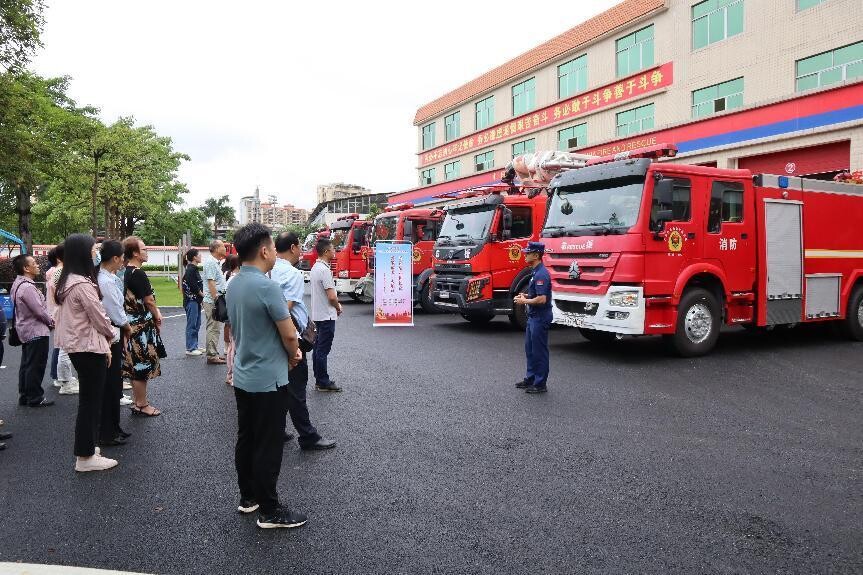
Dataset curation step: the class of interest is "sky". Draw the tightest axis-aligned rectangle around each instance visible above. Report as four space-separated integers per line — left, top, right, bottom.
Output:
32 1 620 212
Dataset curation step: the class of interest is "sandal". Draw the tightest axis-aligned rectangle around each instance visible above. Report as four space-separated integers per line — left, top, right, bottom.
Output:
131 403 161 417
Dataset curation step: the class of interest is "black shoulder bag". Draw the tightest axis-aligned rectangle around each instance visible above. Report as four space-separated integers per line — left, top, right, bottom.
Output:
8 284 23 347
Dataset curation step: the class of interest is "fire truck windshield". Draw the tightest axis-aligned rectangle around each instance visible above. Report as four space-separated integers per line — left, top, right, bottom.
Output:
301 233 317 252
373 216 398 244
439 206 495 244
330 229 348 251
543 175 644 237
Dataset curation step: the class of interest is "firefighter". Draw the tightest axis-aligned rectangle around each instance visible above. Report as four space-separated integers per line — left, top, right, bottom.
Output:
514 242 553 394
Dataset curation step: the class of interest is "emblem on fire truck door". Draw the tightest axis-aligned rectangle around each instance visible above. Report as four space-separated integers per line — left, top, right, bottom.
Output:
507 244 522 262
412 247 421 263
568 261 581 280
667 228 684 253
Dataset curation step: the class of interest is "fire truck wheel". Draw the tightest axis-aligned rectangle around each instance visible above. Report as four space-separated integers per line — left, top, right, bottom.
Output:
578 328 618 345
419 283 439 314
460 311 495 324
839 285 863 341
668 288 721 357
509 302 528 330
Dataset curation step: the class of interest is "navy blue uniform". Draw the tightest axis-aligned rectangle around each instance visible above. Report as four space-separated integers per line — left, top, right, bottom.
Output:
524 263 553 389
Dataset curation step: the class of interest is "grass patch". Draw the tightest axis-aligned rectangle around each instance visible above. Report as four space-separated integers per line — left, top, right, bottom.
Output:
150 276 184 308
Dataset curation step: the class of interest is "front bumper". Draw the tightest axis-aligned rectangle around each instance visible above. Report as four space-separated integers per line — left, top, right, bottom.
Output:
335 277 361 294
551 287 645 335
432 275 496 314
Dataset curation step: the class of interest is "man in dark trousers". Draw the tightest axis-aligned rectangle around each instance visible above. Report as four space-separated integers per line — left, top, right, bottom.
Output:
514 242 553 394
11 254 54 407
227 222 306 530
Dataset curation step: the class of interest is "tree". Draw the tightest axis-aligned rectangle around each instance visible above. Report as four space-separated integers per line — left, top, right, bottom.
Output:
200 195 235 239
0 0 46 72
135 208 210 246
365 203 382 222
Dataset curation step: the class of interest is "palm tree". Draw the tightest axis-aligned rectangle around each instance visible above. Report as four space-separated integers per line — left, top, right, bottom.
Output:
201 195 235 239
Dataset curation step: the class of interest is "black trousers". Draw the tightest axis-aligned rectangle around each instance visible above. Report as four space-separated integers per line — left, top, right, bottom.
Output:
18 336 49 405
287 353 320 446
99 339 124 441
235 385 289 515
69 352 107 457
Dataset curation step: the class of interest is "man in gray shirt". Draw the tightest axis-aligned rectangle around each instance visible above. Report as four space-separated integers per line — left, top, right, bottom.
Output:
309 238 342 392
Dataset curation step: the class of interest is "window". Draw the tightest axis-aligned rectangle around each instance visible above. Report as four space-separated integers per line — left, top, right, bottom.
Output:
692 0 744 50
616 25 654 77
558 55 588 98
411 219 440 243
475 96 495 130
420 168 435 186
475 151 494 172
616 103 655 137
692 77 744 118
509 207 533 239
422 123 435 150
444 160 461 181
650 178 692 232
797 0 825 9
796 41 863 91
708 181 744 233
512 77 536 116
511 138 535 157
557 123 587 151
445 111 460 141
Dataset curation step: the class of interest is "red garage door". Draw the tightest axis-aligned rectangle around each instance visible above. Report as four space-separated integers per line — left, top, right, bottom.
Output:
738 141 850 178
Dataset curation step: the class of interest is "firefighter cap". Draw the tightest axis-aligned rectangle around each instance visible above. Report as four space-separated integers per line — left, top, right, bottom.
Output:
523 241 546 254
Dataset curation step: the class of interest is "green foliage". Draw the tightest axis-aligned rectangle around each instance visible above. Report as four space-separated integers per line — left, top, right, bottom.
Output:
365 203 382 221
0 0 46 71
200 195 235 239
135 208 210 246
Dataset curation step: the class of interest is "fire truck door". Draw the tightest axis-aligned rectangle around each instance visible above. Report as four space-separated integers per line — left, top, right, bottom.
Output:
763 200 804 325
702 180 756 294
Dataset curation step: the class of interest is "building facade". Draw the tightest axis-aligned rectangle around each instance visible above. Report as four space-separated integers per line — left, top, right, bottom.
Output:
391 0 863 206
316 183 374 205
307 193 389 227
238 187 310 228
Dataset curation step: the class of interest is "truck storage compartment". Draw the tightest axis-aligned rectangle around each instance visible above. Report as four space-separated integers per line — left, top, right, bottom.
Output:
805 274 841 319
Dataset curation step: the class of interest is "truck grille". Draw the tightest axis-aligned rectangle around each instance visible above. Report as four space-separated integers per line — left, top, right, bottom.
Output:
547 252 621 295
435 278 463 293
555 299 599 316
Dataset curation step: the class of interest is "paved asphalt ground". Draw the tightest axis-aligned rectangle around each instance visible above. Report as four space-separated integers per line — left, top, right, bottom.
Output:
0 292 861 574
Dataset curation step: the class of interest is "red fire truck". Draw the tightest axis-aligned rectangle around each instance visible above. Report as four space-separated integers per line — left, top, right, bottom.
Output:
430 186 549 329
542 144 863 356
329 214 373 298
297 227 330 282
356 202 444 311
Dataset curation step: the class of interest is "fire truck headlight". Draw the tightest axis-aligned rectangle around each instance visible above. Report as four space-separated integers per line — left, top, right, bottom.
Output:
608 290 639 307
338 270 349 279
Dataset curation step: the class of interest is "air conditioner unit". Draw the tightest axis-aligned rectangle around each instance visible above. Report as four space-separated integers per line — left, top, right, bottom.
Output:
423 177 432 185
568 137 579 149
476 163 485 171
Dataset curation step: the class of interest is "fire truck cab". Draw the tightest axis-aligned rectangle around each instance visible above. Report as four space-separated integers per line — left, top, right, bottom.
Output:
330 214 373 298
430 187 548 329
363 203 444 311
543 144 863 356
297 227 330 282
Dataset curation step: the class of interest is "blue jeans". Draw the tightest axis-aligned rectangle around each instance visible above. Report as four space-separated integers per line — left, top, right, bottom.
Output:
184 300 202 351
312 320 336 387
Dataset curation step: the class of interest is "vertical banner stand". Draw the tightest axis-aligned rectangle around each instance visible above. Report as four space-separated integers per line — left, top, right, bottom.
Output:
373 240 414 327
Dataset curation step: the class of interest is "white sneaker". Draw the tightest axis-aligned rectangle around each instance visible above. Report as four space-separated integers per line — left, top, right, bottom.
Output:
197 347 206 352
52 379 62 388
59 381 79 395
75 454 118 472
122 379 132 390
185 349 203 356
119 395 133 406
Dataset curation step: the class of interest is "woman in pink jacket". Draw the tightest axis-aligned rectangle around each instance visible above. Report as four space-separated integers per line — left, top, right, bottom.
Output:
55 234 118 473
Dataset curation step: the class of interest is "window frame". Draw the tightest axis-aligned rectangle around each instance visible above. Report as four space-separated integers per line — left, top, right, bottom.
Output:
691 77 744 118
558 55 588 99
474 150 494 172
475 96 495 130
707 181 745 233
796 0 825 10
692 0 744 51
616 103 655 138
444 160 461 182
444 111 460 142
508 206 533 239
795 41 863 92
650 177 693 232
511 77 536 117
557 123 587 151
616 24 655 78
420 168 435 186
421 123 435 150
511 138 536 158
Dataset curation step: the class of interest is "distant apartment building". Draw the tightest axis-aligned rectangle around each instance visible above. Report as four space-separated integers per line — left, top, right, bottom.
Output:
238 187 310 228
316 183 373 205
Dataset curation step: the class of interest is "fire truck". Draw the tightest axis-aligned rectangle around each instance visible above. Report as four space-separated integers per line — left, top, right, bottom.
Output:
355 202 444 311
541 143 863 356
429 185 551 329
297 227 330 282
329 214 373 298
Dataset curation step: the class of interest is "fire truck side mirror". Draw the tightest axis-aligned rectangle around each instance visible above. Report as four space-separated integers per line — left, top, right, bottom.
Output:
651 179 675 232
402 220 414 243
501 207 513 240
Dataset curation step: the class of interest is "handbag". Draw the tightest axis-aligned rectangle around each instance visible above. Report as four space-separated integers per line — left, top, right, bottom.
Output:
154 332 167 358
291 313 316 353
213 294 229 323
8 284 22 347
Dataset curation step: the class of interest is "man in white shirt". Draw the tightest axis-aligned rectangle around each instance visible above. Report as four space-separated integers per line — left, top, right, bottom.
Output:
202 240 227 364
309 238 342 392
272 232 336 450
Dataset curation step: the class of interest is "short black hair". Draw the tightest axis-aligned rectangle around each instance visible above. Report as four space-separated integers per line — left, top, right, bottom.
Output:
274 232 300 253
47 242 65 267
100 239 123 262
316 238 333 256
233 222 273 262
12 254 32 275
185 248 199 263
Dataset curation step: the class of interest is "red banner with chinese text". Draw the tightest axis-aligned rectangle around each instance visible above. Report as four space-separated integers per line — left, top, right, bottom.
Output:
419 62 674 167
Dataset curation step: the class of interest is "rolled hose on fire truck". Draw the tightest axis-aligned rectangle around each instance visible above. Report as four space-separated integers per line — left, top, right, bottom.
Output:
503 150 595 187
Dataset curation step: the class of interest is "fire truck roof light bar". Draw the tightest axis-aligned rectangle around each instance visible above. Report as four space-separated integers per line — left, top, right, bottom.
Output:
384 202 415 212
336 213 361 221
